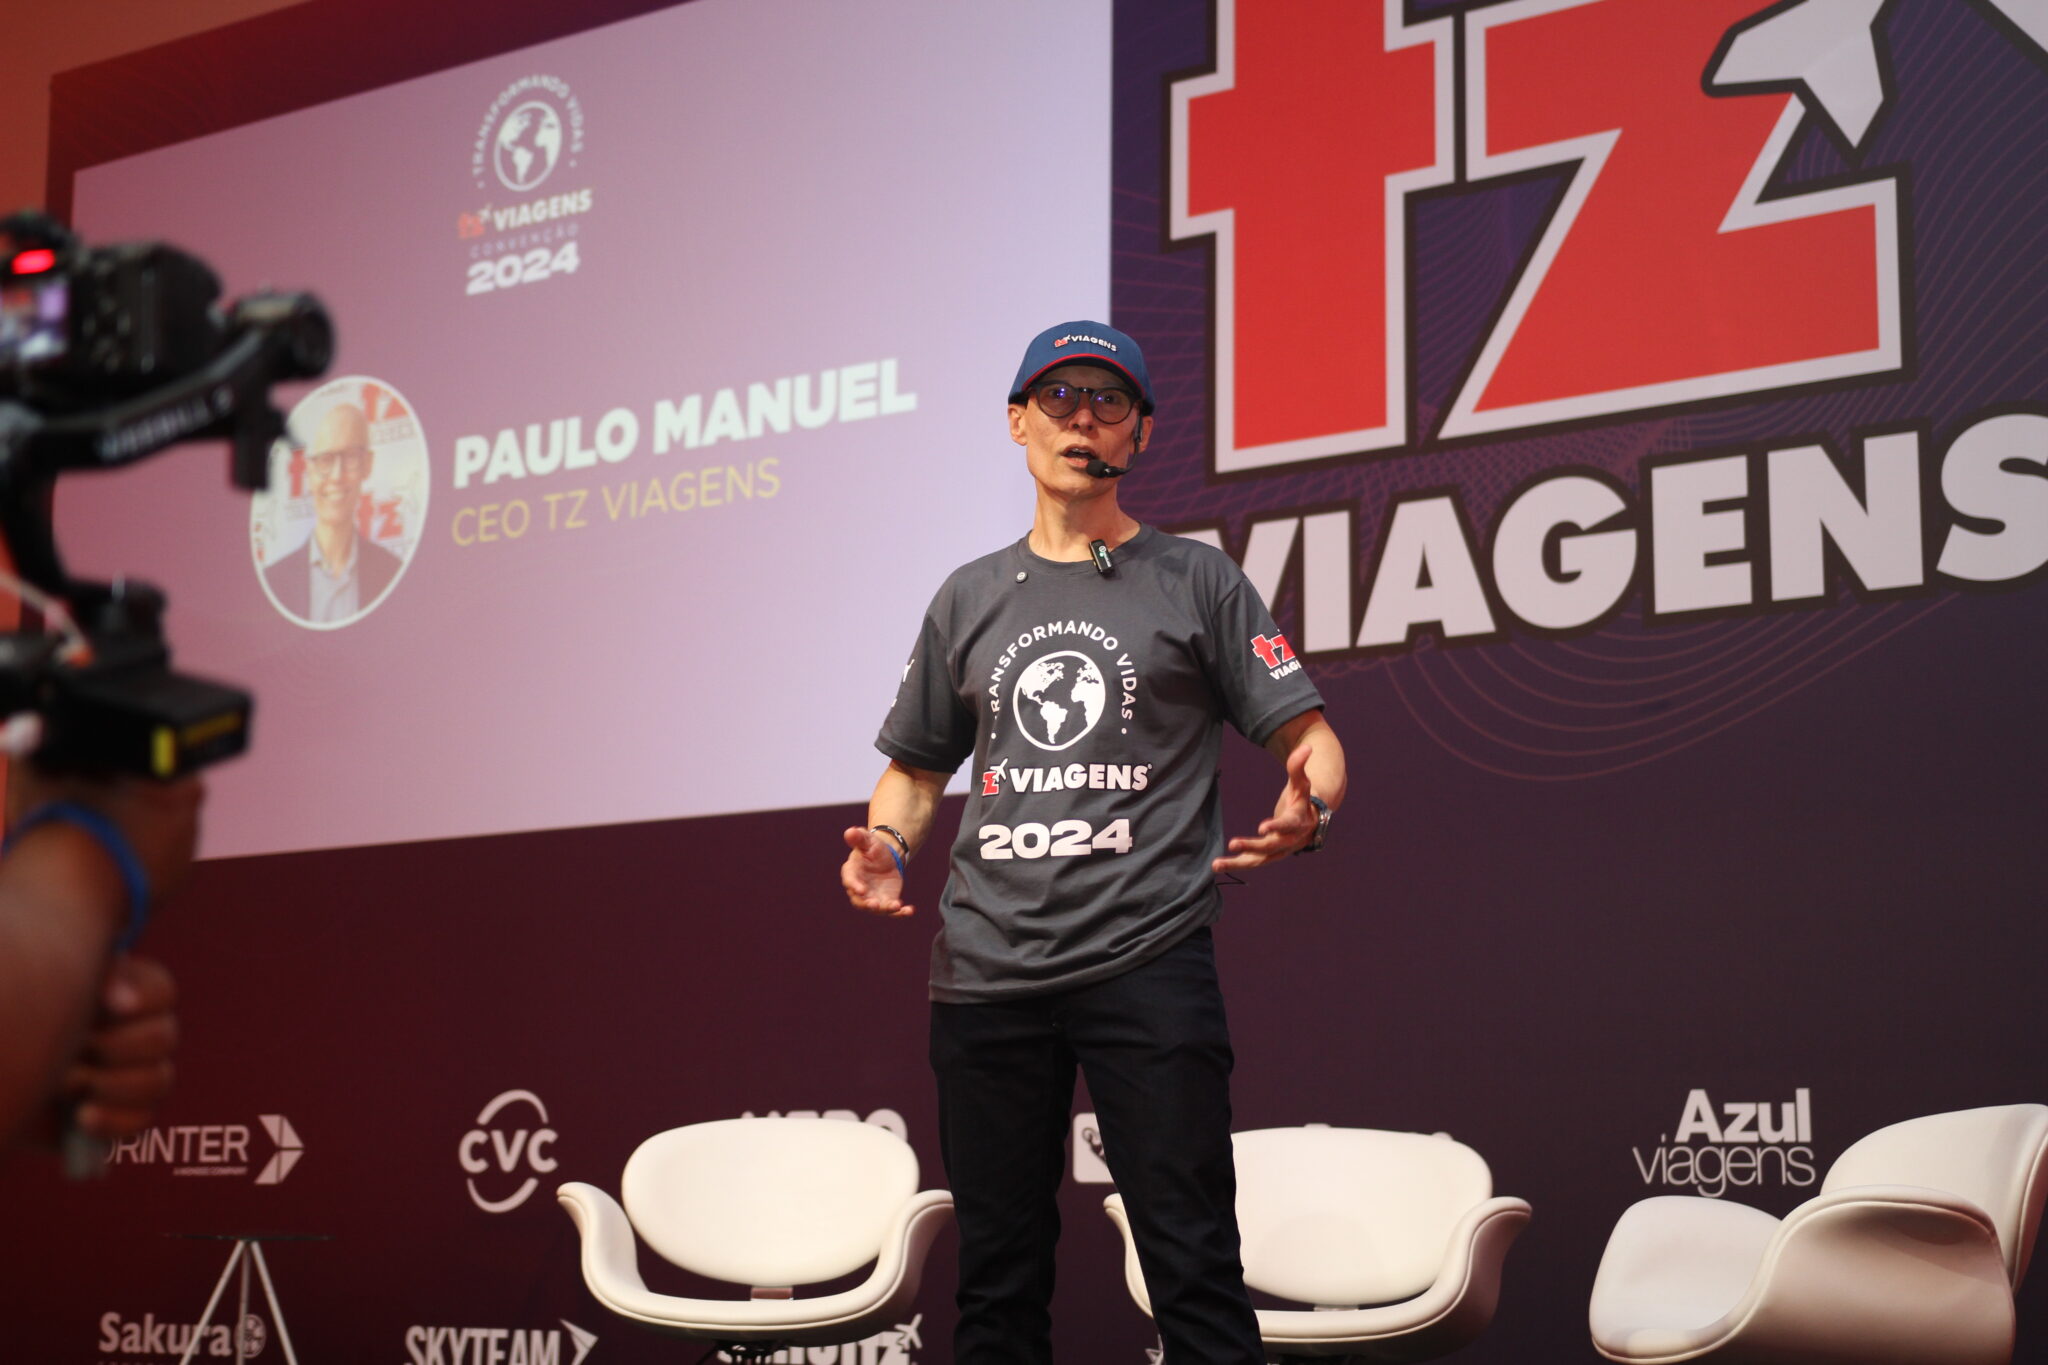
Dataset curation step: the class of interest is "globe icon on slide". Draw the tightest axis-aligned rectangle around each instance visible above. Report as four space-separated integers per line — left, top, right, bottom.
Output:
494 102 563 191
1013 651 1107 750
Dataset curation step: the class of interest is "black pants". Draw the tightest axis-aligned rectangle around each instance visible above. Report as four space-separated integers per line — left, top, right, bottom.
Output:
929 928 1265 1365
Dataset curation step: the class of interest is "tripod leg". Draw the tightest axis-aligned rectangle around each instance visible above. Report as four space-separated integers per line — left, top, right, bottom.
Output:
235 1245 252 1365
250 1243 301 1365
178 1242 244 1365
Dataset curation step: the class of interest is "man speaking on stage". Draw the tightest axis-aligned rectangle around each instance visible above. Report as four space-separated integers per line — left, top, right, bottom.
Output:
840 321 1347 1364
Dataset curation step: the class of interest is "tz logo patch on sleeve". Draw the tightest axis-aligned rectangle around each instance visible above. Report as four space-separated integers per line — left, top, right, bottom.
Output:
1251 632 1301 678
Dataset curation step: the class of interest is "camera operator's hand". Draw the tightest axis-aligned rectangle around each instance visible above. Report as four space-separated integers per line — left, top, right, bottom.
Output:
65 954 178 1140
0 768 203 1154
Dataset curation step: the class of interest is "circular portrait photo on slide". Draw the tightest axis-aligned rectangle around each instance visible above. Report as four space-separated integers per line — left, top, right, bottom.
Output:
251 376 429 629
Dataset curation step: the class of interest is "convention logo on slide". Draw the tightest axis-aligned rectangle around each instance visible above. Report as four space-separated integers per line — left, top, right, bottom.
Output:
472 75 584 194
250 376 428 631
459 74 594 295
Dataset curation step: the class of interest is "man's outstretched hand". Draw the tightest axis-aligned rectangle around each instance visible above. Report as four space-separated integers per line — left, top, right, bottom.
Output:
841 827 913 918
1214 741 1319 873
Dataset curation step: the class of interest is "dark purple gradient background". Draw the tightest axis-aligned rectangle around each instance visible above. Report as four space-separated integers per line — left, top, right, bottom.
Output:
3 1 2044 1362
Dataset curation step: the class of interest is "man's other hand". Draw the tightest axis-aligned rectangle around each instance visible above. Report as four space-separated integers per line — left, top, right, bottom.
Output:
840 827 914 918
1213 740 1318 872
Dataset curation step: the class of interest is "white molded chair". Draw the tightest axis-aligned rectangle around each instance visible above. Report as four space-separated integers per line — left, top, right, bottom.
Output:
1589 1103 2048 1365
557 1117 953 1357
1104 1126 1531 1361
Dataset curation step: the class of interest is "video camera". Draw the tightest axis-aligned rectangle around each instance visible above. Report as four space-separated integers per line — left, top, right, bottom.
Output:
0 211 332 777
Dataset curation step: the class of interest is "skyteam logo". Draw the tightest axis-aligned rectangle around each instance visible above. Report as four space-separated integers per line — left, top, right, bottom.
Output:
404 1321 596 1365
473 76 584 194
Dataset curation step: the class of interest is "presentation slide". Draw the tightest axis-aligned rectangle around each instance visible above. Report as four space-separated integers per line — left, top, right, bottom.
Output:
58 0 1111 857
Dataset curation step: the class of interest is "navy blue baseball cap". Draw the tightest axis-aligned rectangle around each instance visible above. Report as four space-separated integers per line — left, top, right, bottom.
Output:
1008 321 1154 414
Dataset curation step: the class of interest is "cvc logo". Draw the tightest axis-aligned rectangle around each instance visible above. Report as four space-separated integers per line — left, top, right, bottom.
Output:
461 1090 559 1213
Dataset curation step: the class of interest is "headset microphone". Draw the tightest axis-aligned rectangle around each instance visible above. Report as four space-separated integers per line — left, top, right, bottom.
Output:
1082 425 1141 479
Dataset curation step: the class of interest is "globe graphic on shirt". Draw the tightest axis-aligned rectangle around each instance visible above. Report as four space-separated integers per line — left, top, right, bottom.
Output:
1013 651 1107 751
494 102 563 191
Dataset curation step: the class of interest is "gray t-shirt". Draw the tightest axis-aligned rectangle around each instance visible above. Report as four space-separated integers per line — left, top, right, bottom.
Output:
877 526 1325 1002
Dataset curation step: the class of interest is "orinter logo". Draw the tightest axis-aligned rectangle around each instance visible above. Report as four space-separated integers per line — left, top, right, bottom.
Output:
107 1114 302 1184
461 1089 559 1213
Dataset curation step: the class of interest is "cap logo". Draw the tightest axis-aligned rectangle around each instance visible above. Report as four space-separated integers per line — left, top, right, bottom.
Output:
1053 334 1118 352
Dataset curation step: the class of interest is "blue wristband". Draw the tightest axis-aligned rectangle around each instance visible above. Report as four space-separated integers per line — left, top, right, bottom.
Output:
5 801 152 952
870 824 910 880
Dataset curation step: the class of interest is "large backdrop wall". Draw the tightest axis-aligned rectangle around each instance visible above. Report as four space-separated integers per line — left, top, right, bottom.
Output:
6 0 2046 1361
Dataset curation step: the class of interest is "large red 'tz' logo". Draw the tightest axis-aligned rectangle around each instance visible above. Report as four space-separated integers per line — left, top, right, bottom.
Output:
1173 0 1903 470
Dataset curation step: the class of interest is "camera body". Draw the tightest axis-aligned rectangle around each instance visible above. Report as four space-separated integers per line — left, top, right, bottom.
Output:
1 238 226 408
0 212 332 777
